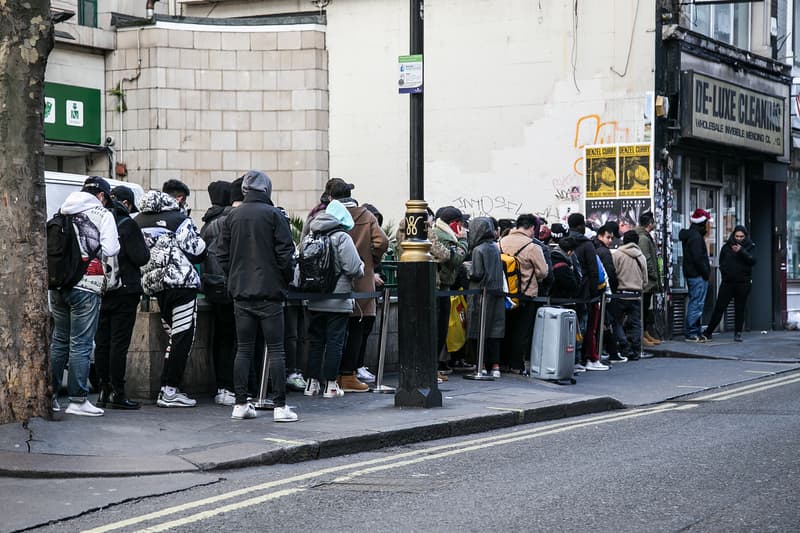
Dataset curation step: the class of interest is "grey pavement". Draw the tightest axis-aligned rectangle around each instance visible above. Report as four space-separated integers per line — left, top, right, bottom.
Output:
0 329 798 479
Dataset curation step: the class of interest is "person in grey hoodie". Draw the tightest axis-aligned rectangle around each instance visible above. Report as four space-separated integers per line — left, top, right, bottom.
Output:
303 200 365 399
217 171 297 422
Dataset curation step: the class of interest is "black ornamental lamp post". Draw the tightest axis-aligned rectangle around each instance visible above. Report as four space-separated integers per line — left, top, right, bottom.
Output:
395 0 442 408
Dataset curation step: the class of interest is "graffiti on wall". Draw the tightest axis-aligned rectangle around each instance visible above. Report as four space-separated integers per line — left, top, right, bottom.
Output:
451 194 524 218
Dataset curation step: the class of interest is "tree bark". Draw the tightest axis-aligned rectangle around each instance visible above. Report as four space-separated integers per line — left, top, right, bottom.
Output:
0 1 54 423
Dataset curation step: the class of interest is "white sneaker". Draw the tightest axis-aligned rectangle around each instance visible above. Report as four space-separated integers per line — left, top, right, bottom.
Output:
231 402 257 419
52 398 61 412
357 366 376 383
157 389 197 408
323 380 344 398
491 369 501 378
65 400 104 417
214 388 236 406
273 405 298 423
586 360 609 371
573 364 587 374
304 378 321 397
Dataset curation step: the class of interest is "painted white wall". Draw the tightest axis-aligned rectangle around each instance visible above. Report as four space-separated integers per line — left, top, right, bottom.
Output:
325 0 655 226
47 48 106 89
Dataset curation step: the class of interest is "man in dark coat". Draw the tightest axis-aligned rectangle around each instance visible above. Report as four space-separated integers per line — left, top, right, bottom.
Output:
94 186 150 410
678 209 711 341
217 171 297 422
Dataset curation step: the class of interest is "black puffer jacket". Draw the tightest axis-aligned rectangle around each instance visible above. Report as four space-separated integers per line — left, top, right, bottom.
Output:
217 190 295 301
678 224 710 280
549 248 579 299
105 200 150 297
719 225 756 283
592 236 618 293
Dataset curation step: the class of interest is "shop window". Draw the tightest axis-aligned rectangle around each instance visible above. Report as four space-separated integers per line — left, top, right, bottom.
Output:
788 170 800 279
78 0 97 28
688 3 750 50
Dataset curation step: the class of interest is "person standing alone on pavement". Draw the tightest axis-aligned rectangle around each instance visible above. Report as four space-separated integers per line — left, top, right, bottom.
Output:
50 176 120 416
702 225 755 342
217 171 298 422
94 186 150 410
679 209 711 341
137 182 207 407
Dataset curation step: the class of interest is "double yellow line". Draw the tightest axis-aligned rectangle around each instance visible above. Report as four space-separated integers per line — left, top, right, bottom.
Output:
84 371 799 533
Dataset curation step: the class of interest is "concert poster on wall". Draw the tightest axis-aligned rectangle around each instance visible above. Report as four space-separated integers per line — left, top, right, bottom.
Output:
618 144 651 197
585 145 618 199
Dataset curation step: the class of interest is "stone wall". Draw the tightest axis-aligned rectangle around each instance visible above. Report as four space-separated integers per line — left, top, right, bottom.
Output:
106 21 329 217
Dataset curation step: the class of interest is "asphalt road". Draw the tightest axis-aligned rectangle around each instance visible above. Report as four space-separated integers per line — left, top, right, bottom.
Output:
16 371 800 533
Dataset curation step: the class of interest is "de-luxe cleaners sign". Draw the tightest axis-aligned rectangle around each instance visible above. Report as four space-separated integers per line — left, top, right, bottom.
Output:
682 71 787 157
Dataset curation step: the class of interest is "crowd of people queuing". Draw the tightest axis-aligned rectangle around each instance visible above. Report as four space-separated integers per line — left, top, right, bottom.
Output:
48 171 754 422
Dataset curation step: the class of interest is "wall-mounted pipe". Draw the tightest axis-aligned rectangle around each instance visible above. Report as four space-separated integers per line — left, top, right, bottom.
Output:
146 0 158 21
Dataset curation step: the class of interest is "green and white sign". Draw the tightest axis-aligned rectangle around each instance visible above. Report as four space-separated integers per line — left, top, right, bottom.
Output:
44 82 101 145
398 54 423 94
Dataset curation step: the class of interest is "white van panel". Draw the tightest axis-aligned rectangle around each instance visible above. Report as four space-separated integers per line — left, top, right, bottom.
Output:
45 171 145 219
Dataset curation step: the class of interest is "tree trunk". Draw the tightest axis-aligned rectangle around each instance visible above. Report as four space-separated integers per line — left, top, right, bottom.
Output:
0 1 54 423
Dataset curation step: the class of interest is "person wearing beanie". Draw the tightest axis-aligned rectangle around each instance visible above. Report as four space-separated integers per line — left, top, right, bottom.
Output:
567 212 607 371
328 181 389 391
549 223 567 244
678 209 711 341
137 188 206 408
303 200 365 400
701 225 755 342
198 181 237 407
50 176 120 416
610 230 648 361
217 170 298 422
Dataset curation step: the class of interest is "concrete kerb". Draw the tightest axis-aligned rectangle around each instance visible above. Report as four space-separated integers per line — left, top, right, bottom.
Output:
0 396 623 478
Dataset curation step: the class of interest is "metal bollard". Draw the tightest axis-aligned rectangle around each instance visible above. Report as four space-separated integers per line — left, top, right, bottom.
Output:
253 345 274 410
374 286 395 393
464 286 494 381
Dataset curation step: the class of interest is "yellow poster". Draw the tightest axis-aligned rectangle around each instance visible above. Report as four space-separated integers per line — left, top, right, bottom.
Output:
585 146 618 199
618 144 651 197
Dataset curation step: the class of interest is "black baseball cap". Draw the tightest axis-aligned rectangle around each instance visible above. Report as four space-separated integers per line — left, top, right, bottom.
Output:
110 185 138 213
82 176 112 198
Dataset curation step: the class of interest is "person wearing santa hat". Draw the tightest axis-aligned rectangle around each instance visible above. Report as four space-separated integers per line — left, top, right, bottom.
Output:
678 209 712 341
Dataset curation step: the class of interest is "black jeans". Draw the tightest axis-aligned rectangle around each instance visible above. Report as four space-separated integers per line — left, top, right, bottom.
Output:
211 302 236 391
155 288 198 389
94 292 140 393
233 300 286 406
705 281 751 335
436 295 451 358
340 315 376 374
284 303 308 374
501 301 537 370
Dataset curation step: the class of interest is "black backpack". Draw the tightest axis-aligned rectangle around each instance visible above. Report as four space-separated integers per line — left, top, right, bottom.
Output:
297 230 340 293
46 213 94 291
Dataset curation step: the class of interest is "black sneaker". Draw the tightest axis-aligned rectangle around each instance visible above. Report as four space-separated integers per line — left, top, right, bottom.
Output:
734 333 743 342
626 350 641 361
609 352 628 363
451 359 475 371
438 362 453 374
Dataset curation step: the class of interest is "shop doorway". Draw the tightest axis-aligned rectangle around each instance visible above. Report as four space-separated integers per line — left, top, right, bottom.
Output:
748 182 774 330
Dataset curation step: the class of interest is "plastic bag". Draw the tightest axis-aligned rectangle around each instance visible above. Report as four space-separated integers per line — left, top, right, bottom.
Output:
446 294 468 353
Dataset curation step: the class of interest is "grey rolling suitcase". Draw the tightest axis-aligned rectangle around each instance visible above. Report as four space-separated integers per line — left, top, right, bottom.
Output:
530 306 577 384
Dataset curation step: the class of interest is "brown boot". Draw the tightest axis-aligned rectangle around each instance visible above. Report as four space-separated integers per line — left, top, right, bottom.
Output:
437 371 449 382
643 332 661 345
337 373 370 392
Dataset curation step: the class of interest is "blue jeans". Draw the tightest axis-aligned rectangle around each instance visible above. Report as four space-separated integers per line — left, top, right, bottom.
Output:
50 288 102 402
685 277 708 338
307 311 349 381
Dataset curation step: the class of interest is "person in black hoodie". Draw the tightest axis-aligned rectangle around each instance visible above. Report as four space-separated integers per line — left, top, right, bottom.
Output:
567 213 605 370
199 181 237 406
94 186 150 410
678 209 711 341
702 225 755 342
217 170 298 422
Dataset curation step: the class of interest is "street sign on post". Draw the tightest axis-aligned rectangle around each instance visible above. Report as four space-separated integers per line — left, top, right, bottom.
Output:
398 54 423 94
